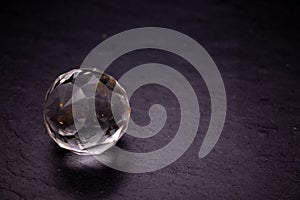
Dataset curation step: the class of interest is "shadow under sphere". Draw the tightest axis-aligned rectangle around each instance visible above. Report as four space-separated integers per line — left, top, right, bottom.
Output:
49 143 126 199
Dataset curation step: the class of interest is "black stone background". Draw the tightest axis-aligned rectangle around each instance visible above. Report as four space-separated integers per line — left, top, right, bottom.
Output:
0 0 299 199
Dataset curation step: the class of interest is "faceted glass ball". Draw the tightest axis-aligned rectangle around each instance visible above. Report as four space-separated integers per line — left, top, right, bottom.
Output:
43 69 130 155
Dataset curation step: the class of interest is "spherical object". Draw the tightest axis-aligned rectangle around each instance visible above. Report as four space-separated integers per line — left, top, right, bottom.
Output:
43 68 130 155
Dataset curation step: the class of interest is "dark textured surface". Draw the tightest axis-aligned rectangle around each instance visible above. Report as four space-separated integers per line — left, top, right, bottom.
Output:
0 0 299 199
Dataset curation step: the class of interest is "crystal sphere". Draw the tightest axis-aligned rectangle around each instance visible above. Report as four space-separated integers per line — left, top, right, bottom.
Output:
43 69 130 155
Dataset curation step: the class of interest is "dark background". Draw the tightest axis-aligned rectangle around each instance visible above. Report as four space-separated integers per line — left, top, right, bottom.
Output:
0 0 299 199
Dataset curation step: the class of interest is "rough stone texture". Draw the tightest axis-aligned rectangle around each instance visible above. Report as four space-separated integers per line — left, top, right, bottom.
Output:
0 0 299 199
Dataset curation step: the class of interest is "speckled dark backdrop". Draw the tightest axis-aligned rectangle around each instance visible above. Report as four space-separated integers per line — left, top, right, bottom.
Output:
0 0 299 199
